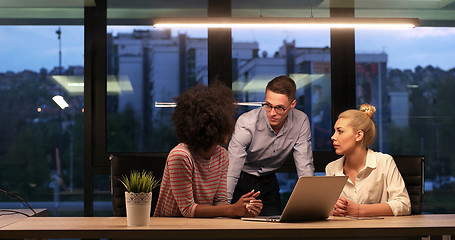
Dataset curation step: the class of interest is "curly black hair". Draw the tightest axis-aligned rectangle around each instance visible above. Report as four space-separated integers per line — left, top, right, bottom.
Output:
172 81 237 153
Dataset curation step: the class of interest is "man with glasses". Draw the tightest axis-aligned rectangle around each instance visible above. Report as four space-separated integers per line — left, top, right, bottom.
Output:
227 75 314 216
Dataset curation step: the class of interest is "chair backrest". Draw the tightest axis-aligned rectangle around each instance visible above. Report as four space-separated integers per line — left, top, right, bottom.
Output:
110 154 166 217
392 155 425 215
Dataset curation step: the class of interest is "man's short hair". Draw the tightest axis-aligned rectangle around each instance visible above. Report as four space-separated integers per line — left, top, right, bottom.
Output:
266 75 296 101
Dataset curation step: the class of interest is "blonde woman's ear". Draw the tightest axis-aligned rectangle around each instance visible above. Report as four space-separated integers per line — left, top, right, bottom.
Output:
355 130 364 142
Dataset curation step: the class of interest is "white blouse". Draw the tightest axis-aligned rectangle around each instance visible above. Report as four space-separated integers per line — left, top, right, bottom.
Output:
325 149 411 216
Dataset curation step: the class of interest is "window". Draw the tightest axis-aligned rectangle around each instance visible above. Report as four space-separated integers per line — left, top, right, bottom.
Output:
231 29 331 206
106 26 208 153
232 28 332 151
2 1 454 217
356 27 455 213
0 26 84 216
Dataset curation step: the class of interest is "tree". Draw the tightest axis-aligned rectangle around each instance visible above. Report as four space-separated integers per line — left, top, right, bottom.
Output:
107 103 140 152
1 125 51 199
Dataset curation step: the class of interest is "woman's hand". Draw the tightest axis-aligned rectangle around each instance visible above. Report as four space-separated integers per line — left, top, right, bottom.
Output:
332 197 348 216
332 197 361 217
344 198 360 217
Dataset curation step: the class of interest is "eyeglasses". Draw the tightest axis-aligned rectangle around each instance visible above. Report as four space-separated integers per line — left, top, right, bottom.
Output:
262 102 292 114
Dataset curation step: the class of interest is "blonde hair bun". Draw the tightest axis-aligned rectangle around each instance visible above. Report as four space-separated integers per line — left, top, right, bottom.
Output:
359 103 376 119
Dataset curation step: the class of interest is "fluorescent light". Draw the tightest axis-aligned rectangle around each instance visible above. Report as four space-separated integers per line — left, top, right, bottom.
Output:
154 101 264 108
153 17 419 29
237 102 263 107
50 75 134 95
52 95 69 109
67 83 84 87
155 102 176 108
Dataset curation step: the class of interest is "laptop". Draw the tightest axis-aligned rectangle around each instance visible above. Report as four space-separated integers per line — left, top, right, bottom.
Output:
241 175 348 222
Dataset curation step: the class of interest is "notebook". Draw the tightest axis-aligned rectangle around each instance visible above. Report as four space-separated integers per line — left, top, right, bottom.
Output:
241 175 348 222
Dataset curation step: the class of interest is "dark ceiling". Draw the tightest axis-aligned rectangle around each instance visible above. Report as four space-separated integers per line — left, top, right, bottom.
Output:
0 0 454 26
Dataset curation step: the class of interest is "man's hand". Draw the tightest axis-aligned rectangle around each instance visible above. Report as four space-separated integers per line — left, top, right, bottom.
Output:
231 190 263 217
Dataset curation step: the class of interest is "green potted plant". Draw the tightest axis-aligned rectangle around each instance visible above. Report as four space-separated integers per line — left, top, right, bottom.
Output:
119 170 160 226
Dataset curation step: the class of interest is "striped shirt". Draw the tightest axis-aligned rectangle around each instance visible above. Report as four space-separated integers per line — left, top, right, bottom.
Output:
153 143 229 217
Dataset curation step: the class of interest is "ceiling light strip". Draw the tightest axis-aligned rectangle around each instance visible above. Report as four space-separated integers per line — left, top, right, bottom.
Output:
153 17 419 29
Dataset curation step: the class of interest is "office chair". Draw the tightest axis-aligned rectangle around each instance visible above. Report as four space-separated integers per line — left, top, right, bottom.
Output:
392 155 425 215
110 153 166 217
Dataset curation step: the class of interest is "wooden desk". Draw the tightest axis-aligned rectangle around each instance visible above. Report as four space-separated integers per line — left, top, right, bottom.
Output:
0 214 454 239
0 209 47 229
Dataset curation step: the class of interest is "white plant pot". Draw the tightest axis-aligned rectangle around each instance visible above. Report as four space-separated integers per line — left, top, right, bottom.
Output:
125 192 152 226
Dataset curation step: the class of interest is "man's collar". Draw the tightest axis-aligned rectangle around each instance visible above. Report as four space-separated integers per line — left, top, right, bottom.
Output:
256 107 268 131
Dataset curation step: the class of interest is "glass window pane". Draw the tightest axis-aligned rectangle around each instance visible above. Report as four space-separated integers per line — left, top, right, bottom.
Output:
106 26 208 152
93 174 112 216
356 27 455 213
232 29 332 151
0 26 84 216
106 0 210 153
231 28 331 211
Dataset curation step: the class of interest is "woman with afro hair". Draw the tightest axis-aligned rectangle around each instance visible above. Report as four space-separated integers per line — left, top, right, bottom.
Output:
154 82 263 218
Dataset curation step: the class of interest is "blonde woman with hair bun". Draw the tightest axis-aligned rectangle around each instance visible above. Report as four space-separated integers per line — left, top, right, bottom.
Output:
326 103 411 217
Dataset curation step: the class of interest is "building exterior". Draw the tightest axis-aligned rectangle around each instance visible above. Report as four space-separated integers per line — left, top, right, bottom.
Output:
108 30 259 151
109 30 406 153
